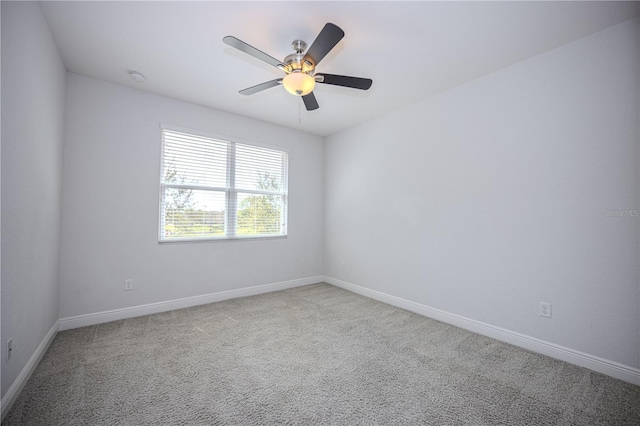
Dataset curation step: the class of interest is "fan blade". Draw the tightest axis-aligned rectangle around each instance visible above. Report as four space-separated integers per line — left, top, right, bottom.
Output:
223 36 284 70
316 74 372 90
302 92 319 111
304 23 344 66
239 79 282 95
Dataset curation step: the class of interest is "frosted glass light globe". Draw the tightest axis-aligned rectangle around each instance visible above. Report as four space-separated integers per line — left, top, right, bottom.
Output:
283 72 315 96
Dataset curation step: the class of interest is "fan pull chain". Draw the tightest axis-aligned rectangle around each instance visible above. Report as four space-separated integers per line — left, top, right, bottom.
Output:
298 97 302 125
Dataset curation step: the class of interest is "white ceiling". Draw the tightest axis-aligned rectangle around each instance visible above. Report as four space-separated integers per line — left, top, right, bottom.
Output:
39 1 638 137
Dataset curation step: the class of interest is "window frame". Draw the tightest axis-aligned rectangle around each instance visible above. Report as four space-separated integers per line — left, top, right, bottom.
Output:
158 125 289 243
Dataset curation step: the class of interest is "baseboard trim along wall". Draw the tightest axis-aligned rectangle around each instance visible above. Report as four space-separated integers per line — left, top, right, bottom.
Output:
325 276 640 386
1 320 59 421
8 274 637 422
59 276 324 331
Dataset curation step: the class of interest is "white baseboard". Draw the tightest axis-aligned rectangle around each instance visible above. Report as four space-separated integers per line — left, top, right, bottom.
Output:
1 320 59 421
59 276 324 331
8 274 636 424
324 276 640 386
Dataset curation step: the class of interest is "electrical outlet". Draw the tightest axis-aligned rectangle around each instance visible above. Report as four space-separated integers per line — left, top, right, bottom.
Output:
6 339 13 361
124 279 134 291
340 261 346 271
539 302 552 318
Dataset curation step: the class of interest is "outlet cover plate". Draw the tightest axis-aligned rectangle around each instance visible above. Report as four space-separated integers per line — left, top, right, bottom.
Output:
539 302 552 318
124 279 134 291
6 338 13 361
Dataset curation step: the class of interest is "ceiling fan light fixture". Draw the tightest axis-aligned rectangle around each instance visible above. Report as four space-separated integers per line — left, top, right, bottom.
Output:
283 71 315 96
224 23 371 111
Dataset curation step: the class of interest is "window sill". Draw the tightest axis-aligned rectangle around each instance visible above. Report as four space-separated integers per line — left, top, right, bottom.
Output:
158 235 288 244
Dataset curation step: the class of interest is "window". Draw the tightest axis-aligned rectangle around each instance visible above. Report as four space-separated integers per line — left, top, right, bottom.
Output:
159 127 288 241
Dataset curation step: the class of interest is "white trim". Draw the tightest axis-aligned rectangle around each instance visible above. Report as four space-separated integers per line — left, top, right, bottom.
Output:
324 276 640 386
59 276 323 331
158 235 287 244
1 320 59 421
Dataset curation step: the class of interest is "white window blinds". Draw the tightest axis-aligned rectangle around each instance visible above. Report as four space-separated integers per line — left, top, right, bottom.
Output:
159 128 288 241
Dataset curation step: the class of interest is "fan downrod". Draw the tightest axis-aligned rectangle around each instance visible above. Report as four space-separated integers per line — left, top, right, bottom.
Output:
291 40 307 54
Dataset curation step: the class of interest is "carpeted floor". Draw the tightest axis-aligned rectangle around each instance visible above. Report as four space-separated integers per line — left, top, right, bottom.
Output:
3 283 639 425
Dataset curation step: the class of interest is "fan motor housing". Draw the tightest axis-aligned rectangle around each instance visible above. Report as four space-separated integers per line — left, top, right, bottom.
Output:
284 40 315 74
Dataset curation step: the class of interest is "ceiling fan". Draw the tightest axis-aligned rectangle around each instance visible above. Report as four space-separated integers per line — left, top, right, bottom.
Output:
223 23 372 111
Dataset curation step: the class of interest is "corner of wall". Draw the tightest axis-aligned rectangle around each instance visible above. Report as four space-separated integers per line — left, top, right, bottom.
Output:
1 0 66 414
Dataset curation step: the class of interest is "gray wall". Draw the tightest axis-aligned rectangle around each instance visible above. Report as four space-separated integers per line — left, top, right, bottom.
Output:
1 1 67 398
58 74 324 319
324 19 639 369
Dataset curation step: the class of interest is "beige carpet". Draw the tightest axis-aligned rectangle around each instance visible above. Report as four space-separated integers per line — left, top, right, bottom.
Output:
3 283 639 425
